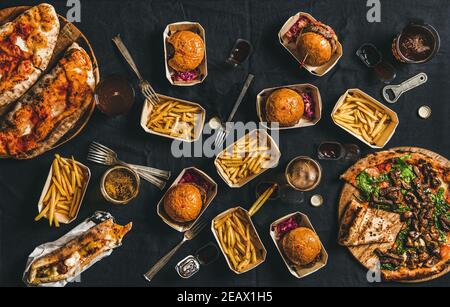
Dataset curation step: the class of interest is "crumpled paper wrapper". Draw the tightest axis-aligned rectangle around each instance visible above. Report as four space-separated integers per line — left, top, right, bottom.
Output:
23 211 121 287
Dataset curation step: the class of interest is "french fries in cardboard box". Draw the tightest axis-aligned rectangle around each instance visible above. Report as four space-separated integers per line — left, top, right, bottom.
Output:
214 129 281 188
331 89 399 148
37 155 90 225
141 94 206 142
212 207 267 274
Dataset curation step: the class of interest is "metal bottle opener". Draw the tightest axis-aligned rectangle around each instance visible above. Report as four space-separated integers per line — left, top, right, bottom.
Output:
382 73 428 104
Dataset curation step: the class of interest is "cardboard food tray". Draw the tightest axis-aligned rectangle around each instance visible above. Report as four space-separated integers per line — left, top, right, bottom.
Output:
211 207 267 274
331 88 399 148
37 160 91 224
270 212 328 279
141 94 206 143
214 129 281 188
157 167 217 232
163 21 208 86
278 12 343 77
256 84 322 130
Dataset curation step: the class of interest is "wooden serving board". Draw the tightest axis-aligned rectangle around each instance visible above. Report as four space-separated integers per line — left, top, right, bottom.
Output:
338 147 450 283
0 6 100 159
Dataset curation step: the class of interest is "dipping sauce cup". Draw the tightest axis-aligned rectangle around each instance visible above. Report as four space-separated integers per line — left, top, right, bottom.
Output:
95 75 135 117
101 166 140 205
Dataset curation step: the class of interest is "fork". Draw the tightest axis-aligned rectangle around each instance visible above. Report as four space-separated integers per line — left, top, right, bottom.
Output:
143 219 207 282
214 74 254 149
112 35 160 106
87 142 170 190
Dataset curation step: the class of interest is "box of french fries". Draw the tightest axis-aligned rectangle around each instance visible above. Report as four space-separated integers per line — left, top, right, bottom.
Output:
163 22 208 86
141 94 206 142
36 155 90 227
270 212 328 279
214 129 281 188
256 84 322 130
331 89 399 148
278 12 343 77
212 207 267 274
157 167 217 232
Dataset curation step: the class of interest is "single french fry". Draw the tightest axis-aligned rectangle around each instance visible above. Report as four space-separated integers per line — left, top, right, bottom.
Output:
53 159 62 184
35 204 50 221
61 170 73 195
231 215 247 238
69 188 81 218
250 244 257 264
43 184 54 204
371 114 388 137
54 215 60 228
49 188 57 226
52 177 67 197
71 171 76 192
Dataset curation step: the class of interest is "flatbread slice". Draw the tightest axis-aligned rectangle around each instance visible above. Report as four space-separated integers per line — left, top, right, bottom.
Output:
0 42 95 159
0 4 60 113
339 200 403 246
27 219 132 285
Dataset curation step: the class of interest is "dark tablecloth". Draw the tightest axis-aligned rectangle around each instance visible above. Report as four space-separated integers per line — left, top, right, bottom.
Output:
0 0 449 287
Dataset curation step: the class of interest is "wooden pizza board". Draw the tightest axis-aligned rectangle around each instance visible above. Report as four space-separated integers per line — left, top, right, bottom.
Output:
338 146 450 283
0 6 100 159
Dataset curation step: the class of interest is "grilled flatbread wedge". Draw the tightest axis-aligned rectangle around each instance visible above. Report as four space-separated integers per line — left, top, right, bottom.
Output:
339 200 403 246
27 219 132 285
0 4 60 113
0 42 95 159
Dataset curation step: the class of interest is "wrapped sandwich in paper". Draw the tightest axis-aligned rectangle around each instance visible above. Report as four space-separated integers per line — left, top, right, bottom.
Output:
23 212 132 287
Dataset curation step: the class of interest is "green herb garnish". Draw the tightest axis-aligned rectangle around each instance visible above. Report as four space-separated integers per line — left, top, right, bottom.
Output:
391 156 416 184
395 229 410 255
380 263 398 271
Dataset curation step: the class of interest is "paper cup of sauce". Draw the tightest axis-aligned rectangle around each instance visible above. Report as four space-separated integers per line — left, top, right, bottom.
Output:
95 75 135 117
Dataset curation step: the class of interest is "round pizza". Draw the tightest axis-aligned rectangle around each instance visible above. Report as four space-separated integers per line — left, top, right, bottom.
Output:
339 148 450 281
0 4 59 114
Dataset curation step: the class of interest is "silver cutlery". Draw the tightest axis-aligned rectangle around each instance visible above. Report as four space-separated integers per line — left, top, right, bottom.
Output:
214 74 254 149
143 219 207 282
87 142 170 190
112 35 160 106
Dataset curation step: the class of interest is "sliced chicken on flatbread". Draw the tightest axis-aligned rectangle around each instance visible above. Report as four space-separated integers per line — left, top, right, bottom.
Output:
0 4 60 113
0 42 95 159
339 200 403 246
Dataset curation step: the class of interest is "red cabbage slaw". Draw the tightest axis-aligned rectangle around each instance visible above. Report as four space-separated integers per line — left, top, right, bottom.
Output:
171 70 199 82
301 90 315 120
284 16 310 43
276 217 300 238
179 169 211 194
